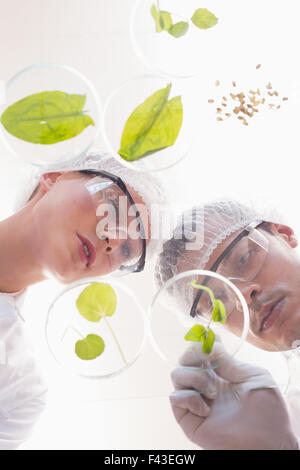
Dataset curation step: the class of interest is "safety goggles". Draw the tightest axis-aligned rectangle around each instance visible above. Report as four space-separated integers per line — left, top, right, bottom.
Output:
82 169 147 275
189 221 269 318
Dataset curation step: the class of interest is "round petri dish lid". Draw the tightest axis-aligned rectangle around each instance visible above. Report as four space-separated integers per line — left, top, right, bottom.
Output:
102 74 199 173
149 269 250 371
0 63 102 169
130 0 221 79
45 277 147 380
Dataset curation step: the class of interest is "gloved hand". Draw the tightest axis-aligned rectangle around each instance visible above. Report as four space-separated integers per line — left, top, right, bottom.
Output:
170 338 298 450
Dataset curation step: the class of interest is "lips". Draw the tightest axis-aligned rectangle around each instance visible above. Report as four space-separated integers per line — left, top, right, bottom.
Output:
259 297 286 332
76 233 96 267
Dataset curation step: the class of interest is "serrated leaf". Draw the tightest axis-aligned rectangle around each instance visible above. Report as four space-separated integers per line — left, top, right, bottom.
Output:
212 299 227 324
75 334 105 361
76 282 117 323
0 91 95 145
184 324 206 342
191 8 218 30
118 83 183 161
202 329 215 354
168 21 189 38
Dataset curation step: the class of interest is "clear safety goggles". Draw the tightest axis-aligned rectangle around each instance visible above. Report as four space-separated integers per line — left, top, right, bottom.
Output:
190 221 269 318
83 169 147 275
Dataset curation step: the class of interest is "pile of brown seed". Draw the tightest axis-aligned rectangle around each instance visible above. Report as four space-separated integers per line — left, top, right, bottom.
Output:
208 65 288 126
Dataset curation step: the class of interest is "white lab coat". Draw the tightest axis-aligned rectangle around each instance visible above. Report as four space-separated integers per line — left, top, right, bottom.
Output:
0 291 47 450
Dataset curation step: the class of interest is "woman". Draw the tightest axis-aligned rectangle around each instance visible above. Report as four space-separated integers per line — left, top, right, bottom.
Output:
0 151 166 449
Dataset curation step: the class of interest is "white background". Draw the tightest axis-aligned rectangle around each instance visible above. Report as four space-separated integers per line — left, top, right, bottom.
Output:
0 0 300 450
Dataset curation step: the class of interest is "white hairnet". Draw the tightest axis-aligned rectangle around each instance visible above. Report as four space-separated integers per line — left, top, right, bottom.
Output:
155 199 285 315
14 150 168 261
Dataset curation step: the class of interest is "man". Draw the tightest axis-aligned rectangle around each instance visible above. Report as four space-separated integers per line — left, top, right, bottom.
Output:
155 200 300 449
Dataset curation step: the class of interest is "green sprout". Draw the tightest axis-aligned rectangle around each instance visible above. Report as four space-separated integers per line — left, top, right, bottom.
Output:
118 83 183 161
0 91 94 145
184 280 227 354
62 283 127 365
150 3 218 39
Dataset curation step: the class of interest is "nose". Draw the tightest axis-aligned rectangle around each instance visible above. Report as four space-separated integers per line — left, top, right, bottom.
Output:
97 230 124 255
234 280 262 306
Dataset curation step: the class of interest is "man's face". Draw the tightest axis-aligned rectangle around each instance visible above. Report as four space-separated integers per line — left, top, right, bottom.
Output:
29 171 149 283
200 224 300 351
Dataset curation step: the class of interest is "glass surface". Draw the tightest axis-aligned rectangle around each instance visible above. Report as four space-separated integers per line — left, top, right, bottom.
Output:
0 63 101 168
45 278 147 379
130 0 221 78
149 269 250 370
102 75 198 172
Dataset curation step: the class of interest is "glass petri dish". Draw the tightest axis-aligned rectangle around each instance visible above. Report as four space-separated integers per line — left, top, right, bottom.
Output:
0 63 101 168
149 269 249 370
130 0 220 78
45 278 147 379
102 74 198 173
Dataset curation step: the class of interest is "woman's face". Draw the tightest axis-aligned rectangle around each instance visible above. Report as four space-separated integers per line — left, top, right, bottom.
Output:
200 225 300 352
30 171 149 283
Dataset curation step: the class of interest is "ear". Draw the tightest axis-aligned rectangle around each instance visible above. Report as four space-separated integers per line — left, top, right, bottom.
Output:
39 172 63 192
268 223 298 249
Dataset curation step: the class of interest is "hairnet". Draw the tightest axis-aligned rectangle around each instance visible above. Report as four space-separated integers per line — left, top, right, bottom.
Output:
14 150 168 261
155 199 284 315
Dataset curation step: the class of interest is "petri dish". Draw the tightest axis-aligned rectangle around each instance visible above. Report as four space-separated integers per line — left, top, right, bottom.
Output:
45 277 147 379
149 269 249 370
0 63 101 168
130 0 220 78
102 74 198 173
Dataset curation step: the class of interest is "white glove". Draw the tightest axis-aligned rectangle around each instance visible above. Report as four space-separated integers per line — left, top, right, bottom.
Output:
170 338 298 450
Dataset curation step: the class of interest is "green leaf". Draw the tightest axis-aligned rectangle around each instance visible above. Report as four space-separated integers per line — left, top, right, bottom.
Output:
0 91 95 145
151 4 163 32
168 21 189 38
212 299 227 324
118 83 183 161
151 5 172 32
191 8 218 30
76 282 117 323
75 334 105 361
184 324 206 342
159 11 173 30
202 329 215 354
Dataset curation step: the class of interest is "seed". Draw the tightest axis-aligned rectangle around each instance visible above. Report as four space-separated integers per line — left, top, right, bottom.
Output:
262 98 266 104
249 90 256 95
208 99 214 103
215 80 220 86
277 105 281 109
243 120 249 126
225 113 231 117
232 81 237 87
256 64 261 70
274 91 279 96
233 107 240 114
257 89 261 96
222 96 227 101
266 82 272 90
222 103 227 107
230 93 236 99
269 104 275 109
216 117 223 121
238 116 244 120
217 108 222 113
283 97 289 101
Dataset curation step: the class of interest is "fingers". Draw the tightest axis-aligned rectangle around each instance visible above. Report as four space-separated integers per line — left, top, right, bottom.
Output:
170 390 210 424
180 340 275 386
171 366 218 399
